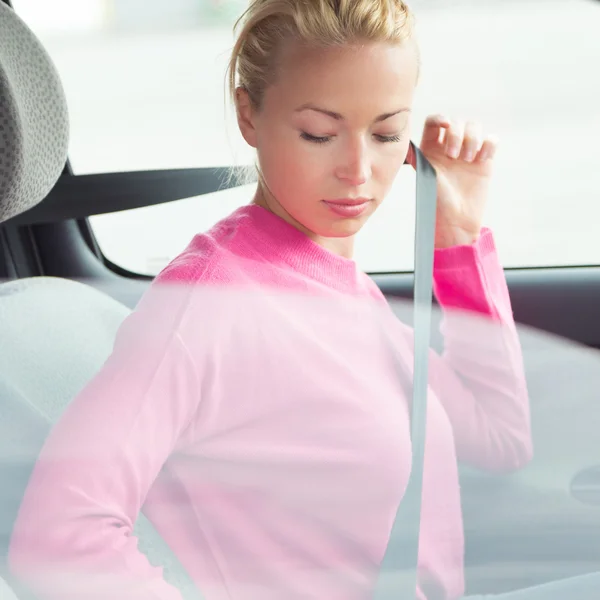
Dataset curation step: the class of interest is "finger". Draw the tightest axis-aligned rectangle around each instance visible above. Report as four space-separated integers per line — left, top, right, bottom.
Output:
476 136 499 162
404 142 416 168
422 114 452 145
444 120 465 159
460 121 483 162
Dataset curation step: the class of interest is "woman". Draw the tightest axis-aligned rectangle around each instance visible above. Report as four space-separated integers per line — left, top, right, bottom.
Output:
8 1 599 599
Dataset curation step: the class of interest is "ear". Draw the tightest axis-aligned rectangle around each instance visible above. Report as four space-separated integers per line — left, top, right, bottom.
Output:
235 87 258 148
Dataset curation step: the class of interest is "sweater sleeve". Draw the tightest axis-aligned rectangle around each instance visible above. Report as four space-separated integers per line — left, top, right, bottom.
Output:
8 280 201 600
428 227 533 472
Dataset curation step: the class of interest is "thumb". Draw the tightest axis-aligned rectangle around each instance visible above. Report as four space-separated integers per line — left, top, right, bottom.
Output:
404 142 416 169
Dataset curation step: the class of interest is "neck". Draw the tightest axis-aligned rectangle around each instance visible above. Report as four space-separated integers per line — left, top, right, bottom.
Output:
252 186 355 260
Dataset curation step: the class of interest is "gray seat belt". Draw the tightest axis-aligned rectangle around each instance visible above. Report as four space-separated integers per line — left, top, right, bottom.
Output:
373 141 438 599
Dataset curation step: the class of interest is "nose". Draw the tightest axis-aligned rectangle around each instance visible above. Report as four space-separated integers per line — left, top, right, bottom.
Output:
335 137 371 186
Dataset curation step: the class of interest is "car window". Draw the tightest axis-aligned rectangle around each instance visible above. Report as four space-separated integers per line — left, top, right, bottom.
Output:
11 0 600 276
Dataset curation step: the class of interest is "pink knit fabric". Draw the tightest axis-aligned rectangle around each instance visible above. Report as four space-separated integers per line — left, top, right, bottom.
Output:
9 204 532 600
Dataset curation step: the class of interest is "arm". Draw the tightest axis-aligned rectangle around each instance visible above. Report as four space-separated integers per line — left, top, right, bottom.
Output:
8 285 201 600
429 227 533 472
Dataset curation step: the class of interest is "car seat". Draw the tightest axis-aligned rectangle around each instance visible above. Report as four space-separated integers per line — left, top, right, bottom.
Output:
0 3 201 599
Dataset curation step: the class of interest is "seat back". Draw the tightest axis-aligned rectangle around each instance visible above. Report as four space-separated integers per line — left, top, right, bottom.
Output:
0 3 200 598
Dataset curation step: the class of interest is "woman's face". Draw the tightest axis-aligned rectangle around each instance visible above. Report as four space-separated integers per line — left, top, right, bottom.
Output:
236 40 419 256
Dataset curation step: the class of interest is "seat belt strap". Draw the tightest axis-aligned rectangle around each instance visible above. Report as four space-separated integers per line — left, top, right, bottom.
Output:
373 141 438 599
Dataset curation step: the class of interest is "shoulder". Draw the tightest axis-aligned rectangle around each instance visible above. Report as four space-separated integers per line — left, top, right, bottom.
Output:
155 233 228 286
131 218 256 349
121 234 232 338
154 204 258 288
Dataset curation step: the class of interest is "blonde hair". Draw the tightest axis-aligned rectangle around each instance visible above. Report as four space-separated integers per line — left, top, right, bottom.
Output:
227 0 418 111
224 0 417 186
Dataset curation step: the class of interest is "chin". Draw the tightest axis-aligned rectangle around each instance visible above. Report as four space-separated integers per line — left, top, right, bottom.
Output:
317 217 368 238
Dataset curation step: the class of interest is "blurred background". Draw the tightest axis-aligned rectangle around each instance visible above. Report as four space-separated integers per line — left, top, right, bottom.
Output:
9 0 600 276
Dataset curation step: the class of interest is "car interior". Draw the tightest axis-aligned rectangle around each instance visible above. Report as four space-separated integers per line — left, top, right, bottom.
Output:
1 0 600 598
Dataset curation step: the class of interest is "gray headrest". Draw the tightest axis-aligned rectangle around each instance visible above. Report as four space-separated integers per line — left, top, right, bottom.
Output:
0 2 69 224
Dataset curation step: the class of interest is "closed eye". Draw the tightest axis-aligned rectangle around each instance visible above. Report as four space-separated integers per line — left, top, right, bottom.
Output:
375 134 403 143
300 132 332 144
300 132 404 144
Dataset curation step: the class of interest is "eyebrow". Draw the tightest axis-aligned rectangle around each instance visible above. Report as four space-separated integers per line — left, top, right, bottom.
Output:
294 103 410 122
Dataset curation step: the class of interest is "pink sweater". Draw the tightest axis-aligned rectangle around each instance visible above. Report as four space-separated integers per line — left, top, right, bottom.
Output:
8 204 532 600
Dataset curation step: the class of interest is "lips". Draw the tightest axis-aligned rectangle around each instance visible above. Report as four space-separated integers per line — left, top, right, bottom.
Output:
325 198 371 206
322 198 372 218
